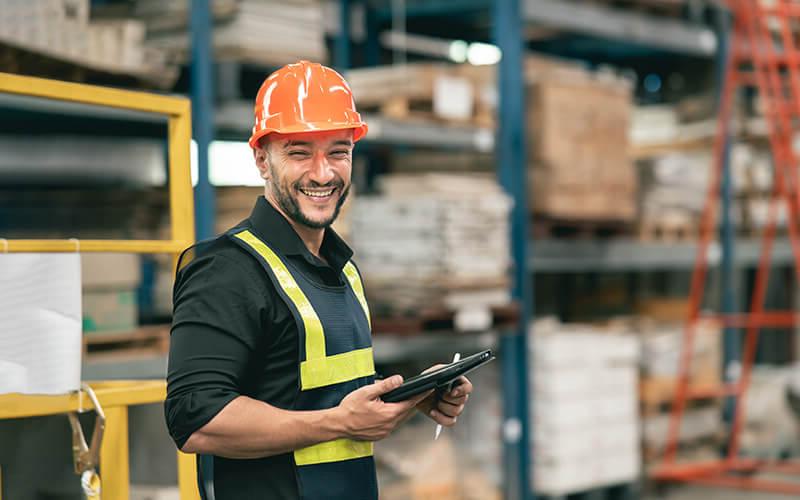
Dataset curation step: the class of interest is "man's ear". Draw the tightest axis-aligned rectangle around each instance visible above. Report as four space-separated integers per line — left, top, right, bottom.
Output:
253 146 270 180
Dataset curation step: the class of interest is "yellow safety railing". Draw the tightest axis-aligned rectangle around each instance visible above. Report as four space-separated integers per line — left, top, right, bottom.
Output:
0 72 199 500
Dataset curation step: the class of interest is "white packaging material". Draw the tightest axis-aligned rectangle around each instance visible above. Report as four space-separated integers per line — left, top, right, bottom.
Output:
528 318 641 495
433 75 474 120
0 253 82 394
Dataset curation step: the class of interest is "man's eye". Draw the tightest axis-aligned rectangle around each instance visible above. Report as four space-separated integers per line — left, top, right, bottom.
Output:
289 151 310 158
331 150 350 157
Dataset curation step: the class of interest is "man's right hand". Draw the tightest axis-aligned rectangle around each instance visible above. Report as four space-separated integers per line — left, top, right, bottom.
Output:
335 375 431 442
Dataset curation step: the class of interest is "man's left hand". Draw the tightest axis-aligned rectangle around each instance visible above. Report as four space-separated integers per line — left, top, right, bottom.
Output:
416 365 473 427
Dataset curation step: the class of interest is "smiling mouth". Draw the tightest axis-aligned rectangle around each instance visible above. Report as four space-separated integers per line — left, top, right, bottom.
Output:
298 187 337 198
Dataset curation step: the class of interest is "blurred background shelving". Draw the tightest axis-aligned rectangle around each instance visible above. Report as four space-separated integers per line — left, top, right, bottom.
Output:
2 1 800 500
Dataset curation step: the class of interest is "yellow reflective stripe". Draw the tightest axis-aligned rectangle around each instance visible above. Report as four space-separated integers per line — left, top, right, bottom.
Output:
300 347 375 390
294 439 373 466
233 230 326 361
343 261 371 329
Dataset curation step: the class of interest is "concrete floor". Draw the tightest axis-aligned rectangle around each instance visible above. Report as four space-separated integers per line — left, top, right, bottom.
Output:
645 484 797 500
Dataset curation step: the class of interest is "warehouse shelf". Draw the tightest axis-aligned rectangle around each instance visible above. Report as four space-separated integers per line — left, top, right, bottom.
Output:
373 330 499 364
80 331 500 380
215 100 494 151
529 237 796 272
0 36 178 89
631 119 769 160
0 92 168 126
83 354 168 381
524 0 716 56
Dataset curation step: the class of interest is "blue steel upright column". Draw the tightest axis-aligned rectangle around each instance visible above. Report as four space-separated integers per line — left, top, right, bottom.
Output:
714 6 741 428
191 0 216 240
335 0 351 71
493 0 533 498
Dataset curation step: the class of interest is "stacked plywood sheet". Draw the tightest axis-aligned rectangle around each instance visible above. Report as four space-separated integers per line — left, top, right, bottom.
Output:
345 63 492 125
349 173 512 317
137 0 327 66
637 151 712 240
462 56 637 221
527 69 636 222
529 318 640 496
0 0 176 83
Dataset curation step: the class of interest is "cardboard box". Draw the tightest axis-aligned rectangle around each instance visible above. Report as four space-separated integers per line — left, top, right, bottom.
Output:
82 289 138 334
81 253 141 290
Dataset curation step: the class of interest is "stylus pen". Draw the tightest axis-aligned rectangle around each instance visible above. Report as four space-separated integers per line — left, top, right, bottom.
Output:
434 352 461 440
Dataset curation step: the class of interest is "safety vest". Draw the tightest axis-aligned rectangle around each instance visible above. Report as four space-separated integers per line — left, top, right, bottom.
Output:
229 227 378 500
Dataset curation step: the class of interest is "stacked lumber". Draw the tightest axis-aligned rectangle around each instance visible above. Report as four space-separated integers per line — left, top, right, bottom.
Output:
349 173 512 321
740 365 800 459
345 63 493 126
627 310 725 464
0 0 176 86
466 56 638 222
633 102 776 239
733 143 784 236
529 318 641 496
637 151 711 241
137 0 327 66
376 419 501 500
527 66 636 222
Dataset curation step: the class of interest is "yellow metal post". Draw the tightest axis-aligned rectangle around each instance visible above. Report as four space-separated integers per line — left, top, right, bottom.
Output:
168 109 196 248
100 406 130 500
177 452 200 500
0 73 196 497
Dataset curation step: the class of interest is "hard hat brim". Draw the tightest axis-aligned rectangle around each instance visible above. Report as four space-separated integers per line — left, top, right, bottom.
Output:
248 122 369 149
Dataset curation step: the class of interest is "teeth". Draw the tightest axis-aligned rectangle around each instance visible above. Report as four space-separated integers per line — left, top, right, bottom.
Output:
300 188 334 198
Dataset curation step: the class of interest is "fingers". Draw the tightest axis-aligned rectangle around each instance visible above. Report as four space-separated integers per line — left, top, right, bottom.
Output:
429 408 458 427
422 363 446 374
450 376 473 397
363 375 403 399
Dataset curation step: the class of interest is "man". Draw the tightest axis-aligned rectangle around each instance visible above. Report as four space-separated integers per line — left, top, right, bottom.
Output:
165 61 473 499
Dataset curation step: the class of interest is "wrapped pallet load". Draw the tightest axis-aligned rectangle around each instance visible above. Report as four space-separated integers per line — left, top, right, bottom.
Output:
137 0 327 66
349 173 512 330
529 318 640 496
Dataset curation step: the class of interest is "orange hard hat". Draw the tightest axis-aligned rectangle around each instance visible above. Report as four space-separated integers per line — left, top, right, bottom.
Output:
248 60 368 148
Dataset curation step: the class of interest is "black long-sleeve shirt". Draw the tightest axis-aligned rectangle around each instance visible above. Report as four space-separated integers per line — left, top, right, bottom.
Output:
165 196 354 499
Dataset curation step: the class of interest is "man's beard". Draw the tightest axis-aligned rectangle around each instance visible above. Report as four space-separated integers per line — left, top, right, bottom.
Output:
269 166 350 229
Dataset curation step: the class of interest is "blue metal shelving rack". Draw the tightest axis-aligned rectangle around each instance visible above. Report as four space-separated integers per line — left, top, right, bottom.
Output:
191 0 216 241
494 1 533 498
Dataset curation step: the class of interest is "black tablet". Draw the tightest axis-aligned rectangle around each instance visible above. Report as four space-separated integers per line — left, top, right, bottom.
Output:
380 349 495 403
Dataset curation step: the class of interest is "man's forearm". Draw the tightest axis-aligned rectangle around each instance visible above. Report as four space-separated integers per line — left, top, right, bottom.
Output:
182 395 345 459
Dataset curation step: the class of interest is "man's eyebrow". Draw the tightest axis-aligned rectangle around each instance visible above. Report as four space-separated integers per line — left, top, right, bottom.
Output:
331 140 354 148
283 140 312 149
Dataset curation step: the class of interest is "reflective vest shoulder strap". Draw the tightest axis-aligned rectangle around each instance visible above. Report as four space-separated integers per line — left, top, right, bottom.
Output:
233 229 327 361
342 261 371 329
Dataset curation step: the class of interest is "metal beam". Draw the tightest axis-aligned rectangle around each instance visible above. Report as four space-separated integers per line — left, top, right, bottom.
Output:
494 0 533 498
524 0 717 56
191 0 216 241
335 0 352 70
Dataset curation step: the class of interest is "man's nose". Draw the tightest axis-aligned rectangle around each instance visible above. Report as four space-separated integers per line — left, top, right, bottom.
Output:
308 152 335 184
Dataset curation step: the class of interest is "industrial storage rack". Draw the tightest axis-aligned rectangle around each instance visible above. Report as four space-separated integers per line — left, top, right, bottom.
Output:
0 73 200 500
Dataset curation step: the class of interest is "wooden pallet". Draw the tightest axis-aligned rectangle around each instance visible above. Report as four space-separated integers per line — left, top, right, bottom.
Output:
359 95 494 127
533 216 631 239
638 217 697 242
582 0 685 16
538 482 637 500
372 303 519 336
0 39 177 89
639 374 723 416
83 324 170 361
